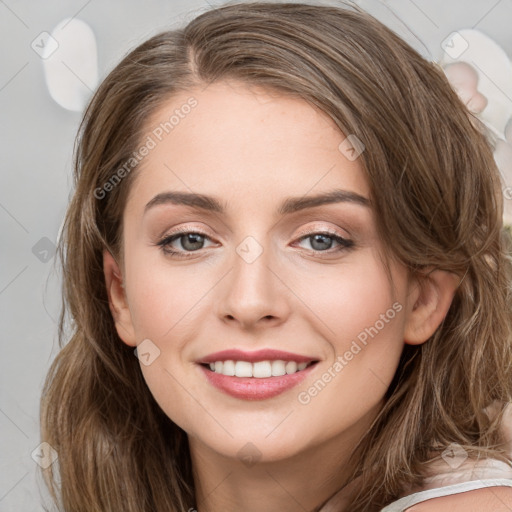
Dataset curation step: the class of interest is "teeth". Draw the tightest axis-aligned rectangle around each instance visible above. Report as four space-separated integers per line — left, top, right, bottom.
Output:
222 360 235 376
253 361 273 378
205 359 313 377
235 361 252 377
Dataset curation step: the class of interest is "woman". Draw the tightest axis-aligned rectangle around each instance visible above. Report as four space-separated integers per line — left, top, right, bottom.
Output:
40 2 512 510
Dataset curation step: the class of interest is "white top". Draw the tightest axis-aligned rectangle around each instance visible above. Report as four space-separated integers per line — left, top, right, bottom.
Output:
319 400 512 512
379 478 512 511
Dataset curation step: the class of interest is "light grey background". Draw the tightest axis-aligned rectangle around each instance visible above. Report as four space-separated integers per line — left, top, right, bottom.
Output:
1 0 511 509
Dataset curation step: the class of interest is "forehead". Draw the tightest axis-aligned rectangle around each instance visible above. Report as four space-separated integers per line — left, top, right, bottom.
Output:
125 80 370 216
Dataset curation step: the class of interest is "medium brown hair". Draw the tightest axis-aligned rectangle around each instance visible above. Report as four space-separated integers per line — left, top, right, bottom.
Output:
40 2 512 510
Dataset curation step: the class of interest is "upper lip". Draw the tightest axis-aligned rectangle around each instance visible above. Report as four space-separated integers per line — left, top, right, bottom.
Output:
196 349 318 364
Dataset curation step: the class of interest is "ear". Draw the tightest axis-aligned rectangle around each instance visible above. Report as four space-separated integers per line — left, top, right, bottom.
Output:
404 268 460 345
103 249 137 347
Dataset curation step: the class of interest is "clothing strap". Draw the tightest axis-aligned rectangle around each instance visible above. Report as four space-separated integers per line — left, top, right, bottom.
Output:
379 478 512 512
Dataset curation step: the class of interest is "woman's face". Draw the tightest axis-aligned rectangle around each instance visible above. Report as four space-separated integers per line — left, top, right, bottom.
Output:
107 80 420 463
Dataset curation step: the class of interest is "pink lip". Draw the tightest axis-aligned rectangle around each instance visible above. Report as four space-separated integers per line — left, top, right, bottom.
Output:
198 361 318 400
196 348 317 364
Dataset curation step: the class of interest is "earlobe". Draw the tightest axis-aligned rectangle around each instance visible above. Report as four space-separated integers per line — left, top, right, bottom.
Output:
404 268 460 345
103 249 137 347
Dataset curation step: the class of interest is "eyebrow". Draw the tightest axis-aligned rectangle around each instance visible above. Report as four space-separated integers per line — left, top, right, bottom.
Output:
144 188 371 216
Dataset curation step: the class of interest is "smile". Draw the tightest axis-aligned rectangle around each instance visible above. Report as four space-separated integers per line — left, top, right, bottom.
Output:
197 359 319 400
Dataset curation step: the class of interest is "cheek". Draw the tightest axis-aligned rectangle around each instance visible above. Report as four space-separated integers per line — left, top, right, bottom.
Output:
296 250 406 401
124 249 216 342
299 250 404 347
294 259 405 435
123 252 212 431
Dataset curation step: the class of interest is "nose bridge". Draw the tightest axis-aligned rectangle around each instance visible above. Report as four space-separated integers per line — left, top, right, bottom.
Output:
218 232 289 328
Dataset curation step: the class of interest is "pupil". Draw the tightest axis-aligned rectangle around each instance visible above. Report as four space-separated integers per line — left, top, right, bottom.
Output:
183 233 204 251
311 234 332 251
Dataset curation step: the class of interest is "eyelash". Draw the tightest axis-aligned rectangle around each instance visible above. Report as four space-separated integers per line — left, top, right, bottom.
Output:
155 226 355 260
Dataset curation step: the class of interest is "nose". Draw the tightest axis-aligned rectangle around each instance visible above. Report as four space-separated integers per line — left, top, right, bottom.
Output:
215 237 291 331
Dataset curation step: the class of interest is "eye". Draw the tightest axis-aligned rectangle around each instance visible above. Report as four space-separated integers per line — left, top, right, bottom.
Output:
156 229 215 258
293 229 354 255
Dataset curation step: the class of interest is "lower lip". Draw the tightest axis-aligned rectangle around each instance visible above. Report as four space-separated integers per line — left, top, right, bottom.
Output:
198 362 318 400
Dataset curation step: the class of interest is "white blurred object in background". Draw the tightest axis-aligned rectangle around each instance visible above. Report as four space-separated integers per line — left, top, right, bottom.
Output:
42 18 98 112
438 29 512 226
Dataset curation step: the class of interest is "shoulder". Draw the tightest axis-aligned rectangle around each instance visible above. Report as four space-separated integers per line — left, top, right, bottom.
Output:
406 486 512 511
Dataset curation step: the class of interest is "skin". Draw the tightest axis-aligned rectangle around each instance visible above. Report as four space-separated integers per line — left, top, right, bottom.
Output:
104 80 461 512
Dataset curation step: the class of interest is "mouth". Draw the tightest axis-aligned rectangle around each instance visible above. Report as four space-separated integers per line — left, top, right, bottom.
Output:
196 350 320 400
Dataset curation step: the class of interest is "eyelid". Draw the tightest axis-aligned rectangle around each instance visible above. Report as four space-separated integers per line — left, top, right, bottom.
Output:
156 224 214 241
294 224 350 239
